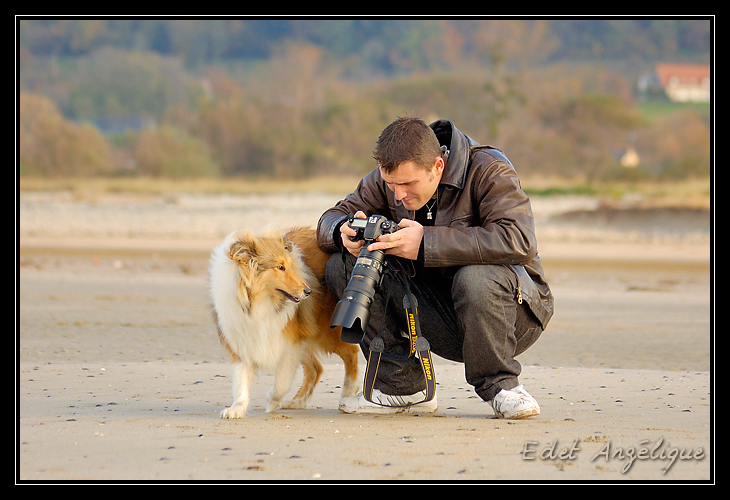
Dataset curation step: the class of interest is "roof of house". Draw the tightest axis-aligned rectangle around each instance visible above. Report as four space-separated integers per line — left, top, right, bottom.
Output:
656 63 711 87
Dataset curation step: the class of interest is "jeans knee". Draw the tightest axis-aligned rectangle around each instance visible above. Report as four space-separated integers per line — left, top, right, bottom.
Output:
325 253 348 297
452 265 515 303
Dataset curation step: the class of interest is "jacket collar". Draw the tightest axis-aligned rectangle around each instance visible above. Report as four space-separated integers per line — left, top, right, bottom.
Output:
429 119 478 190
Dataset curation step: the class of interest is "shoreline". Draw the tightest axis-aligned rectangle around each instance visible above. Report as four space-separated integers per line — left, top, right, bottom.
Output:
19 235 711 265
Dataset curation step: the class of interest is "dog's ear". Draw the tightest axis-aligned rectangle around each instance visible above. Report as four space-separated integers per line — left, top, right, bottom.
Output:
283 237 293 253
228 234 258 269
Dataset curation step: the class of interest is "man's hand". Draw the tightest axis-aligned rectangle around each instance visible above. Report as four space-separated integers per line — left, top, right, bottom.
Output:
367 218 424 260
339 211 367 256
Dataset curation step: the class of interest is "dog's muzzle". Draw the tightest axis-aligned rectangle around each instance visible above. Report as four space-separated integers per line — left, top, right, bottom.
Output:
278 288 311 303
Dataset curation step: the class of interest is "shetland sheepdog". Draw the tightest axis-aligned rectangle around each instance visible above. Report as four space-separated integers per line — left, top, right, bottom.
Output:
209 226 360 419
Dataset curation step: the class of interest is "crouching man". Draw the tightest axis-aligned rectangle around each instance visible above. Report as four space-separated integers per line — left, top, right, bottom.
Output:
317 117 554 419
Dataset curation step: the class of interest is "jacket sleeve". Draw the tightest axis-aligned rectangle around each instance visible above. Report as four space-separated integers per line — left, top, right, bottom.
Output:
316 168 388 253
422 157 537 267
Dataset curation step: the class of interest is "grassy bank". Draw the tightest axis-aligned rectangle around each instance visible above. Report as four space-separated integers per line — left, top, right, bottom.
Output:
17 175 362 197
18 175 711 210
520 175 712 210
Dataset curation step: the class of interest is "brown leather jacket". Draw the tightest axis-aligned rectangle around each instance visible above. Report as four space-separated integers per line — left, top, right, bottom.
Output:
317 119 553 328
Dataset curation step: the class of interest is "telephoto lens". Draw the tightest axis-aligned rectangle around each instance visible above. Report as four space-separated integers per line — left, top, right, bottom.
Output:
330 215 398 343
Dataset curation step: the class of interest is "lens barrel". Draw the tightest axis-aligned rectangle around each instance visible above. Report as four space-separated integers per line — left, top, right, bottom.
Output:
329 246 386 343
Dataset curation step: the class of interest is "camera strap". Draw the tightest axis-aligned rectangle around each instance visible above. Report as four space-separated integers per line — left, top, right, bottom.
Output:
362 280 436 408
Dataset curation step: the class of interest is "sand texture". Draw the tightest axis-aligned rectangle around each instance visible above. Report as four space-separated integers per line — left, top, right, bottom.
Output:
17 191 712 483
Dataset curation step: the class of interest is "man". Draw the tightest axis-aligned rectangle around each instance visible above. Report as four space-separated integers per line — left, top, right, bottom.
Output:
317 117 553 419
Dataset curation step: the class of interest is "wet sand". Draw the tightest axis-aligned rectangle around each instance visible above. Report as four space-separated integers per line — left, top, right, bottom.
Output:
17 192 713 483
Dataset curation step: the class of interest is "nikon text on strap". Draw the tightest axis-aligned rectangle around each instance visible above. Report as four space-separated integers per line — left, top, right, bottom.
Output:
362 291 436 408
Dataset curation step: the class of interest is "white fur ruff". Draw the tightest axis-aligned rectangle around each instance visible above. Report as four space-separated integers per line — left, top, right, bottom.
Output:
209 232 310 418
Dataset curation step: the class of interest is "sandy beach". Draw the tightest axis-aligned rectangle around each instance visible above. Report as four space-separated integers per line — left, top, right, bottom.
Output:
17 190 713 483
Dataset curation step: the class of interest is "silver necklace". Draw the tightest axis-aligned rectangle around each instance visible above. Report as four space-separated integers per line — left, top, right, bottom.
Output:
425 193 438 220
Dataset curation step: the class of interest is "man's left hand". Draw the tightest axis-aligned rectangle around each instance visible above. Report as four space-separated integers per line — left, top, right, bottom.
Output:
367 218 423 260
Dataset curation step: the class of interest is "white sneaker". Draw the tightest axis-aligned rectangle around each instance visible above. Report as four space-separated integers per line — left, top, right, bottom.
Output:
488 384 540 419
339 389 437 414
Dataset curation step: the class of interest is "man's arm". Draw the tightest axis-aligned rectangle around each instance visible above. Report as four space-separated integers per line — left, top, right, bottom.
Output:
316 168 388 253
423 159 537 267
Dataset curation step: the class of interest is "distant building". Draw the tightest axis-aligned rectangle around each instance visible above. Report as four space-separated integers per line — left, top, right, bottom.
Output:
654 63 711 103
620 146 640 168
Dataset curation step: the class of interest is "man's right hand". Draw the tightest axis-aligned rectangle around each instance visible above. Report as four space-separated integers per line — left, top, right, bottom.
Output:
340 211 367 256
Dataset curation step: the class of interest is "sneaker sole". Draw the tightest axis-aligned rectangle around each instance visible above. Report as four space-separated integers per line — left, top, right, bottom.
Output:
493 406 540 419
339 401 438 415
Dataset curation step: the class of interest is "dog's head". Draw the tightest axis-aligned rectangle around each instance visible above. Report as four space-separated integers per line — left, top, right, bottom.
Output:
228 229 311 308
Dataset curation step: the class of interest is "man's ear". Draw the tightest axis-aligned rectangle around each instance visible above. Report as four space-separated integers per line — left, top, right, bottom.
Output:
432 156 445 177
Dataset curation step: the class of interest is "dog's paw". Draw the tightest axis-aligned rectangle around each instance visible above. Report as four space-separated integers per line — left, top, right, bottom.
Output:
342 379 360 399
220 403 247 419
265 399 282 413
281 399 307 410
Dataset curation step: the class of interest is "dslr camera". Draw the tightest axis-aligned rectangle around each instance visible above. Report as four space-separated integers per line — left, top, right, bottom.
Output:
330 215 399 343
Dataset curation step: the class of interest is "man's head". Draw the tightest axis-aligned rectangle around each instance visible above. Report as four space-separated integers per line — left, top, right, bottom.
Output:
373 116 442 174
373 116 445 212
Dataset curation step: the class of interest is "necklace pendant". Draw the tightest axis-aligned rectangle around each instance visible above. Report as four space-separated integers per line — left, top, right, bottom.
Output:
427 212 433 220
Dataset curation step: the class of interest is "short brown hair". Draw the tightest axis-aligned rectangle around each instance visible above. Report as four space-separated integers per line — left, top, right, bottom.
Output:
373 116 441 174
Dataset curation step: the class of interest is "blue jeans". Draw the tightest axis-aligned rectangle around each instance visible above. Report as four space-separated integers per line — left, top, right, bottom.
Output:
325 253 543 401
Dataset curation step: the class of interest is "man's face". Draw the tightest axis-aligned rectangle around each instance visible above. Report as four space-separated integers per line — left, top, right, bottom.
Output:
380 158 444 212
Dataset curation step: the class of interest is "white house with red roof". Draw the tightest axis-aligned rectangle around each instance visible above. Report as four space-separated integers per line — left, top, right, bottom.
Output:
655 63 711 103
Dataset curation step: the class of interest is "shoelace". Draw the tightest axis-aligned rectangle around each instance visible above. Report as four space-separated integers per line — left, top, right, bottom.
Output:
492 386 535 411
375 390 427 407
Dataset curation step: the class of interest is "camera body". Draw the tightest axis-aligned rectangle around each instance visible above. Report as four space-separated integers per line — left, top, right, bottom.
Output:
330 215 399 343
348 214 399 243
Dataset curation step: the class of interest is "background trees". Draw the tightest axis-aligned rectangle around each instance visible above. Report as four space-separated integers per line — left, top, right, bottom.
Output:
19 92 113 176
17 18 712 182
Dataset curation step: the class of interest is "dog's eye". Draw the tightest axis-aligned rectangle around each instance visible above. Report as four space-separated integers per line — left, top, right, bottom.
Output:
276 265 286 271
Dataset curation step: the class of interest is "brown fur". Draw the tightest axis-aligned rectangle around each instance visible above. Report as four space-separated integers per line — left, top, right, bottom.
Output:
282 228 360 402
211 226 360 417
